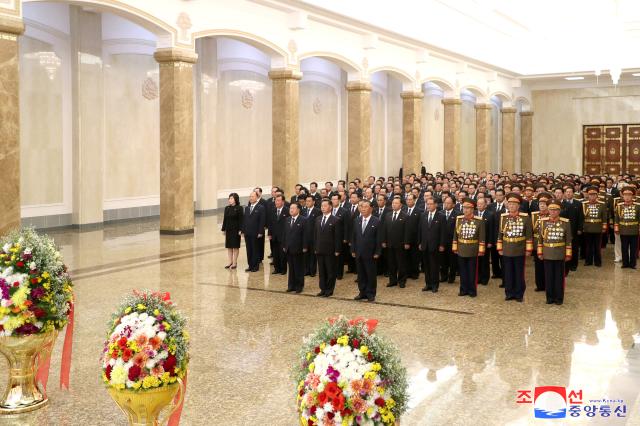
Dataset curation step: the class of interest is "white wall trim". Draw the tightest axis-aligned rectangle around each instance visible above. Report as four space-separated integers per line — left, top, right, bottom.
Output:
103 195 160 210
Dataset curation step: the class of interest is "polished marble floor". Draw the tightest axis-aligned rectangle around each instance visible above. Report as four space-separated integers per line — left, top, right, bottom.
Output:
1 215 639 425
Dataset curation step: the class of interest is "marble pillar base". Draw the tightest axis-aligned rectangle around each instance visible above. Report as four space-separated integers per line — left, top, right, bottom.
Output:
401 91 424 175
442 98 462 172
154 48 198 234
346 81 372 180
0 16 24 236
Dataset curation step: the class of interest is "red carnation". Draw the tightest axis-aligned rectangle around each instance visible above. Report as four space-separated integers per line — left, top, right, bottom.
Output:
16 261 24 268
324 382 340 398
341 408 353 417
327 412 335 420
117 337 128 349
30 278 38 284
309 405 317 415
105 364 113 380
122 348 133 362
314 346 320 354
367 352 373 361
30 307 46 319
13 281 19 288
308 420 314 426
375 397 385 407
128 364 141 381
163 354 177 375
330 339 337 346
332 393 345 412
317 391 328 406
299 388 304 397
352 338 360 348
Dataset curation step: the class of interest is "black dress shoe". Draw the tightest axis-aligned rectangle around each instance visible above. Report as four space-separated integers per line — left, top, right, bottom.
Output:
447 279 455 284
570 267 577 271
245 268 252 272
439 278 447 283
295 289 303 294
555 301 563 305
316 291 325 297
546 300 554 304
310 274 316 277
285 289 295 292
584 262 592 266
386 282 397 287
354 294 366 300
422 286 429 291
469 293 477 298
251 268 259 272
480 281 488 285
432 288 438 293
367 298 375 302
336 276 343 280
458 292 467 296
324 293 333 297
499 284 505 288
515 298 523 302
399 283 406 288
505 296 514 301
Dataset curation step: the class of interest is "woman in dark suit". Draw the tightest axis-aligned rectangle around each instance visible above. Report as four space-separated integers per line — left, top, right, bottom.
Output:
222 193 243 269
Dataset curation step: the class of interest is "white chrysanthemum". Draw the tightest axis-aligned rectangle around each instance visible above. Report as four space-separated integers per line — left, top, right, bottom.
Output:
323 402 333 412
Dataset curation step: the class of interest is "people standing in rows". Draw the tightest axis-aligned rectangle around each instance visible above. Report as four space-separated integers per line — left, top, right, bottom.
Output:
453 198 486 297
283 203 307 293
381 197 410 289
475 197 492 285
351 200 382 302
267 194 289 275
314 199 342 297
222 193 243 269
440 196 459 284
404 194 422 280
419 197 445 293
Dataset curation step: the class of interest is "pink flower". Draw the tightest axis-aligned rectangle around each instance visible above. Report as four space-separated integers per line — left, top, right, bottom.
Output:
351 396 367 413
305 373 320 390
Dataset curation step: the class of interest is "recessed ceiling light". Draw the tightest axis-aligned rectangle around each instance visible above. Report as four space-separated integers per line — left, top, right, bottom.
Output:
565 76 585 80
632 73 640 77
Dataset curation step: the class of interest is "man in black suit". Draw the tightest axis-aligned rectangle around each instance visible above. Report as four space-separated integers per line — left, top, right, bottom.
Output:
301 196 321 277
253 187 268 264
330 193 348 280
381 197 410 288
314 199 342 297
345 192 361 274
475 197 492 285
266 186 278 260
283 203 307 293
488 189 506 280
373 194 390 276
351 200 382 302
404 194 422 279
242 191 266 272
418 198 445 292
440 196 459 283
267 194 289 274
561 186 584 273
309 182 322 208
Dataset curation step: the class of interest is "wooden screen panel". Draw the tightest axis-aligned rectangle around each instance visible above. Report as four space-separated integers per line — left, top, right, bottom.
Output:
627 125 640 175
583 125 603 174
603 125 624 175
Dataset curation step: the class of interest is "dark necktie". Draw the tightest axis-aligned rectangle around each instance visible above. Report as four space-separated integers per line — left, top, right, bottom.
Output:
428 212 433 225
321 216 326 228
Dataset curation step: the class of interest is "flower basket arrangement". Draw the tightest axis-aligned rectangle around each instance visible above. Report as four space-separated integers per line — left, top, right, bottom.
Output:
102 290 189 426
0 227 74 413
293 316 409 426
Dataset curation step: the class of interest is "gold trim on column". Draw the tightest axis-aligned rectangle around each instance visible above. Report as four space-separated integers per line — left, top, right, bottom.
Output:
346 81 372 92
501 107 517 113
400 91 424 99
154 47 198 64
474 103 492 110
442 98 462 105
520 111 534 116
0 15 24 36
268 69 302 81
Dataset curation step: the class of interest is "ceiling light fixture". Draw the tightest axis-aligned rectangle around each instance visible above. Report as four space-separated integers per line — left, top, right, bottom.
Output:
565 76 585 81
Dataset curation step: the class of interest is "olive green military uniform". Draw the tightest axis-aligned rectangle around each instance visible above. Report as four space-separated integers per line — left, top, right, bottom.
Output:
453 216 486 297
582 200 608 266
497 212 533 300
538 217 572 305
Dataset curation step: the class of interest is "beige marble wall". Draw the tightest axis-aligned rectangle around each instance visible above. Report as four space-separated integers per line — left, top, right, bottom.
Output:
422 91 444 173
532 86 640 173
370 89 385 177
442 98 461 172
299 80 339 182
520 111 533 173
104 53 159 200
501 107 516 173
401 91 423 175
459 99 476 172
154 47 196 234
216 69 272 190
70 7 104 225
19 35 63 206
475 103 492 172
0 15 23 234
195 38 218 211
347 81 371 180
270 69 301 197
339 72 348 178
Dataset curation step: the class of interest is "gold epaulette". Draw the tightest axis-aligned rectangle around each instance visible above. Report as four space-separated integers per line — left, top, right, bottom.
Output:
501 212 509 216
597 200 604 204
455 216 462 222
581 199 588 203
474 216 483 220
560 217 569 222
519 212 528 217
540 217 549 221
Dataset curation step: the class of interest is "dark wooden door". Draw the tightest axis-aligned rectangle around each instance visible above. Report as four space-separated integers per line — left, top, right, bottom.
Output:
583 124 638 174
627 125 640 175
583 125 603 174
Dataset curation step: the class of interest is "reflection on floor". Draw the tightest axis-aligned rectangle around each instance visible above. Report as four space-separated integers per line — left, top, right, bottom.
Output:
1 215 639 425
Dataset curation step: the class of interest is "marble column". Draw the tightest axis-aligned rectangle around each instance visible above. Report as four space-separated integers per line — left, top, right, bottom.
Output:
501 107 517 173
346 81 371 180
269 69 301 197
475 103 492 172
520 111 534 173
442 98 461 172
70 7 104 227
0 16 24 235
154 47 197 234
401 91 423 175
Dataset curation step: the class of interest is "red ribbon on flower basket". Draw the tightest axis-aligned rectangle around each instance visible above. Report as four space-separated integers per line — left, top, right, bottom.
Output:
327 316 378 334
36 301 75 391
168 371 187 426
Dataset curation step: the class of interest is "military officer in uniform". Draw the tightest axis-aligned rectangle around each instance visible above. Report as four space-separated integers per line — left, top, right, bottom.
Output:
532 192 552 292
538 201 572 305
453 198 486 298
497 193 533 302
614 187 640 269
582 186 608 267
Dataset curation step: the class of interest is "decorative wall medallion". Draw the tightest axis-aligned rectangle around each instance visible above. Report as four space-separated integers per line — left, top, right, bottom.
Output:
609 147 616 155
313 97 322 114
241 89 254 109
142 77 159 100
590 148 597 155
634 147 639 155
176 12 192 42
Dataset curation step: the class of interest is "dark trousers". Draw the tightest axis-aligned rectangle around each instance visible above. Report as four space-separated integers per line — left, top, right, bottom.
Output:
376 250 387 276
584 232 603 266
477 250 490 284
387 247 407 285
503 255 526 299
407 244 420 279
245 236 260 269
272 240 287 273
269 239 275 257
356 256 377 299
258 234 265 262
490 246 503 278
287 252 304 291
335 250 344 279
317 254 336 294
457 256 477 296
440 248 457 282
534 253 545 290
544 259 565 303
621 235 639 268
579 233 586 259
422 250 440 290
305 251 317 276
345 243 356 273
565 237 579 272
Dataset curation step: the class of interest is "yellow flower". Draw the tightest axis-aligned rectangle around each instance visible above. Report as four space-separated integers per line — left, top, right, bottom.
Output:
336 335 349 346
371 362 382 372
306 352 312 361
308 362 315 373
366 407 374 417
319 342 326 351
364 371 377 381
153 309 160 316
360 345 369 355
386 397 396 409
162 321 171 331
124 307 132 314
137 304 146 311
131 381 142 390
377 386 385 395
41 271 50 279
142 375 161 389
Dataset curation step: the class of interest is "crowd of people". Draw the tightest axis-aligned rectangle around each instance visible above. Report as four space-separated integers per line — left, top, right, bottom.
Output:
221 171 640 305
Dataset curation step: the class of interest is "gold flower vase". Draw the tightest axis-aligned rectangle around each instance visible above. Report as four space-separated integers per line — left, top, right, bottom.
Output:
107 378 185 426
0 330 58 414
